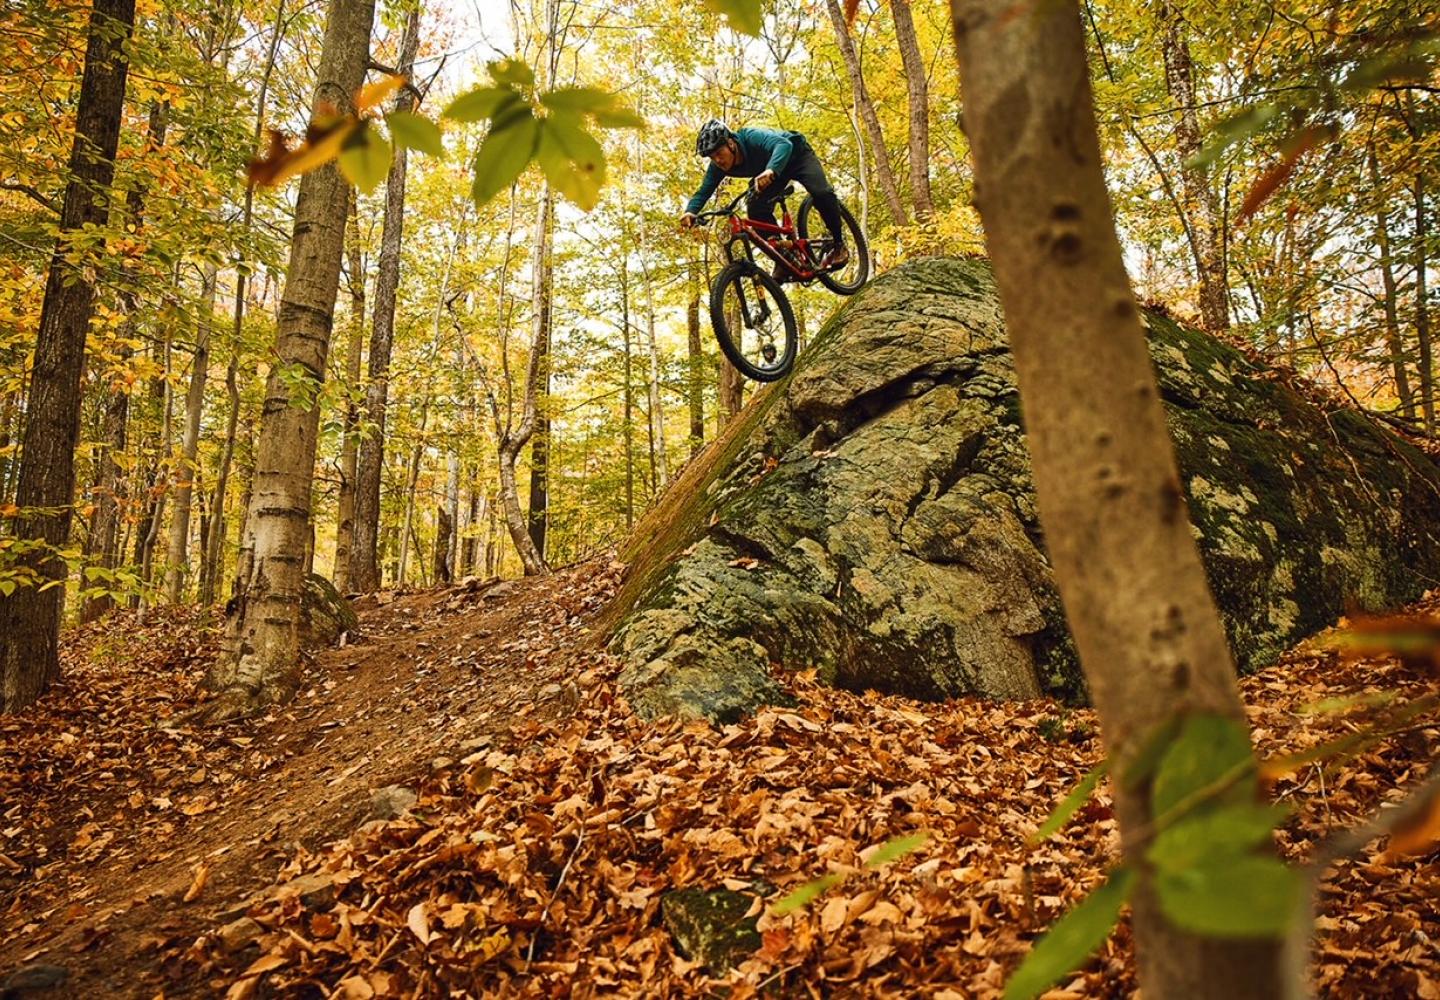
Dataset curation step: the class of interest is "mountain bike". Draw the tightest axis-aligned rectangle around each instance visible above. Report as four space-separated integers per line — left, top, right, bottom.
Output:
692 182 869 382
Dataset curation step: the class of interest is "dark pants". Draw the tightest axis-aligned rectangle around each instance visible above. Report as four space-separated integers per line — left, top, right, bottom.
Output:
746 145 845 247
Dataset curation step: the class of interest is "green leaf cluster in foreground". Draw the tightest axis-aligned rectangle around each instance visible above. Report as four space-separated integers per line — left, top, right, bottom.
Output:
1008 713 1302 1000
443 60 644 212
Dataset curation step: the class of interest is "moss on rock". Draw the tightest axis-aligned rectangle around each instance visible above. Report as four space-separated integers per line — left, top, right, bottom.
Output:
609 258 1440 722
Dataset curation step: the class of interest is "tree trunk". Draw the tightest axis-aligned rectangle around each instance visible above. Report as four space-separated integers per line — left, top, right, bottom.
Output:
621 260 635 530
202 0 376 721
890 0 934 221
687 263 705 456
639 248 669 490
1158 0 1228 332
823 0 908 227
201 0 286 608
351 3 420 593
433 503 453 584
334 191 366 591
164 266 217 603
1415 172 1435 433
0 0 135 713
82 100 168 624
1369 144 1414 419
494 189 551 577
526 193 553 559
948 2 1283 995
397 400 428 586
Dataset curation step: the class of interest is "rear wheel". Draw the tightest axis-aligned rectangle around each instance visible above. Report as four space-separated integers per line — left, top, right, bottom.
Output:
797 196 870 295
709 261 798 382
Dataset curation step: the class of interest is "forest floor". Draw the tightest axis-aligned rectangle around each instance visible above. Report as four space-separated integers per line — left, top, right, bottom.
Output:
0 560 1437 999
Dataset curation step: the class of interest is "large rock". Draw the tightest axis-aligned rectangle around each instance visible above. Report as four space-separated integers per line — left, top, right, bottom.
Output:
607 258 1440 722
300 573 359 650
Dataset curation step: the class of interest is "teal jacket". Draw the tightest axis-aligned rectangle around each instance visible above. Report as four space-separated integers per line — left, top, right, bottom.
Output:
684 127 811 215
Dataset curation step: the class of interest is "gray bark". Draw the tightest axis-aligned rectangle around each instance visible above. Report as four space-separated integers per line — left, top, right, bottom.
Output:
203 0 377 720
164 266 217 603
890 0 934 221
0 0 136 711
351 4 420 593
823 0 908 226
948 1 1282 995
334 191 366 591
1157 0 1228 332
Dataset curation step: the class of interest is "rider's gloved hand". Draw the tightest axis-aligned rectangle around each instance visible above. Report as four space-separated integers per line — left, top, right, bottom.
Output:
679 212 697 230
755 170 775 192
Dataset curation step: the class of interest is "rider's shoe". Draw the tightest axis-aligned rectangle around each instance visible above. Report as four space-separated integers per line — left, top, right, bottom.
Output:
821 246 850 271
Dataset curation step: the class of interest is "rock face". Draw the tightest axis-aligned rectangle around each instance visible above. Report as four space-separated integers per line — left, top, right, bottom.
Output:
608 258 1440 723
300 574 359 650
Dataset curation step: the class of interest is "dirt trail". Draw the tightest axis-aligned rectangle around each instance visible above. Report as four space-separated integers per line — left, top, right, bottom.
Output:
0 563 616 998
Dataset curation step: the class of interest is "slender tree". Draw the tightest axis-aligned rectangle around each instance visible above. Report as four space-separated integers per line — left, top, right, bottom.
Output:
0 0 136 713
1157 0 1229 332
823 0 908 226
352 3 421 592
333 192 367 591
948 0 1283 994
201 0 377 719
890 0 934 221
165 267 217 602
1369 142 1414 418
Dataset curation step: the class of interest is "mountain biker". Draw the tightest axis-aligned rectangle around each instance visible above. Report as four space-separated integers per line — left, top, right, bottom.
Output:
679 120 850 277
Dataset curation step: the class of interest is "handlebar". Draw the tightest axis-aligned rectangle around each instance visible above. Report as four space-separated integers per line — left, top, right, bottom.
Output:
691 179 798 226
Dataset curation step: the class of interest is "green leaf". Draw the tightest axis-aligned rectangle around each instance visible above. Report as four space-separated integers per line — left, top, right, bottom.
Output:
489 58 535 88
1151 714 1254 824
0 579 15 597
768 873 845 916
1189 103 1279 168
1156 856 1302 938
540 86 616 114
864 831 929 868
535 117 606 211
443 86 521 123
702 0 762 35
1030 761 1108 846
1004 868 1135 1000
337 126 393 194
1147 803 1288 871
1121 717 1180 791
593 106 646 129
386 111 444 157
470 111 539 207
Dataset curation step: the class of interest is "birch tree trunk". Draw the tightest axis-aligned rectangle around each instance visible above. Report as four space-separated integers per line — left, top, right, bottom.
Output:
201 0 286 608
0 0 136 712
165 267 217 603
1415 172 1435 433
334 192 366 591
1369 145 1414 419
687 263 705 457
1158 0 1229 332
82 100 168 624
201 0 376 721
823 0 908 227
352 3 420 593
890 0 934 221
948 2 1283 994
494 188 550 576
639 252 669 489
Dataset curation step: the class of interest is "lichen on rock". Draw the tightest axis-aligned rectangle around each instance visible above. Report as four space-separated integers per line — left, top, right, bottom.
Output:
608 258 1440 723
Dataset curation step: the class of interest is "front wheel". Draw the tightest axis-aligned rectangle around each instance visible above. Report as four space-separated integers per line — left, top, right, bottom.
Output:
797 196 870 295
709 262 798 382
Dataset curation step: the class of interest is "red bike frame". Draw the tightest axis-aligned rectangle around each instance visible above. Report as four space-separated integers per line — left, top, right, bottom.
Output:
725 202 822 283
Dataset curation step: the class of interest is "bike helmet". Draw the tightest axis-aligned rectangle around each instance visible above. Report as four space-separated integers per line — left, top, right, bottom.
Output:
696 119 732 157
